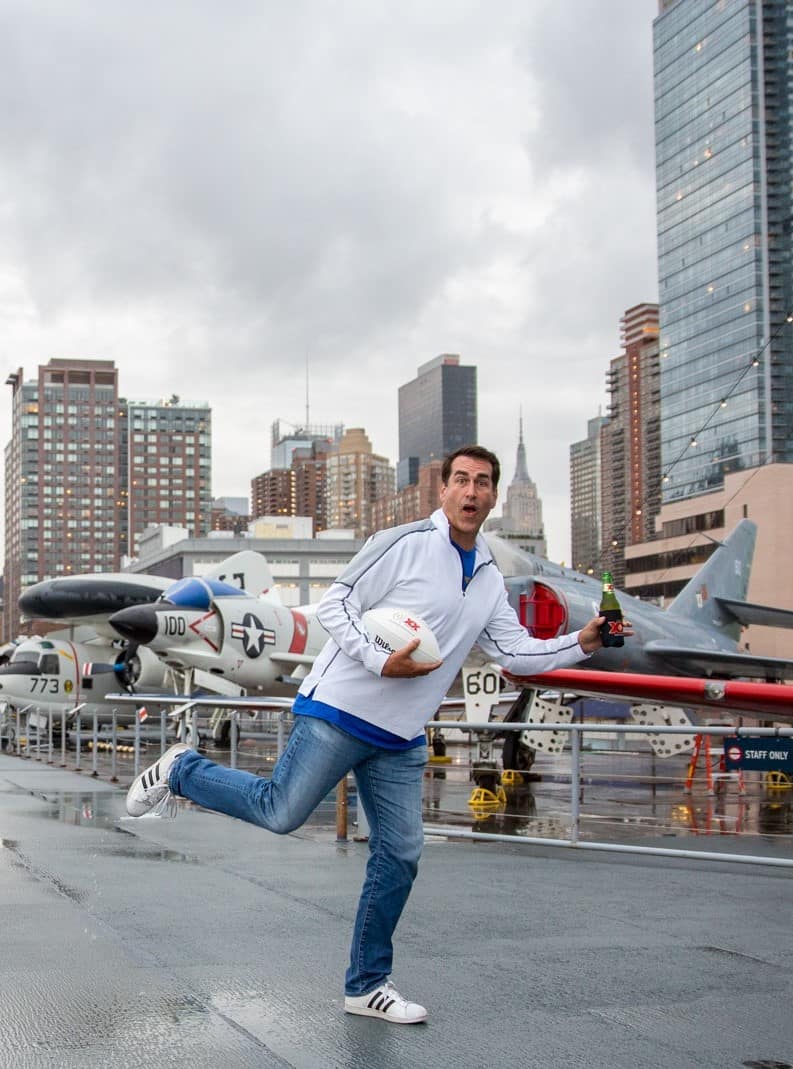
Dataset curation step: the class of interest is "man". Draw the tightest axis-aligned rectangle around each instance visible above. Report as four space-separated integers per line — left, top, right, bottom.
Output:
127 445 611 1024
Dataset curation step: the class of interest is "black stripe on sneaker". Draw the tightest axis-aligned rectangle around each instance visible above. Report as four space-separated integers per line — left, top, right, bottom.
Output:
367 993 382 1009
382 999 395 1012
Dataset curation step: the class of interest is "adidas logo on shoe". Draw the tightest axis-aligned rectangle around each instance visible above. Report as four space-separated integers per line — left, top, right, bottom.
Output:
126 743 191 817
344 981 427 1024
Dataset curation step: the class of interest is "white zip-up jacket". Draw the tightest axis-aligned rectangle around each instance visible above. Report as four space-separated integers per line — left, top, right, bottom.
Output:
298 508 587 740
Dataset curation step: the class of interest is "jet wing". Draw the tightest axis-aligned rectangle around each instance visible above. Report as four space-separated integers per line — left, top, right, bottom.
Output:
714 597 793 630
642 640 793 682
503 667 793 721
269 652 318 668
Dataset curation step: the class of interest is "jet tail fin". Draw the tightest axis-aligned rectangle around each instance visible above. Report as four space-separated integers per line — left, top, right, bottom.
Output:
202 551 277 600
666 520 756 642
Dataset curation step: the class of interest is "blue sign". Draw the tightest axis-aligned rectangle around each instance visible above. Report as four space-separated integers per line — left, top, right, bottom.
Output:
723 737 793 772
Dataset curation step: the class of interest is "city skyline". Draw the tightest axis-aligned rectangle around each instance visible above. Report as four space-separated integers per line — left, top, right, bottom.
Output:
0 1 659 564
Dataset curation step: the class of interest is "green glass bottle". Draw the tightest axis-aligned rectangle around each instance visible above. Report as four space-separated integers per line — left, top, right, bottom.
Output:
599 571 624 647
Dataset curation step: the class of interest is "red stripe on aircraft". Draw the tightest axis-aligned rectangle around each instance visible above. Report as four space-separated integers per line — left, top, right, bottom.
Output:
289 610 308 655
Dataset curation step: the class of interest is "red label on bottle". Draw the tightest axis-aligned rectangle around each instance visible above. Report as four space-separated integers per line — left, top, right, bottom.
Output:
608 620 624 635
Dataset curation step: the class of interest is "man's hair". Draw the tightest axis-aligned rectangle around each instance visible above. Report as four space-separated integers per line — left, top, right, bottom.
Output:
441 445 500 490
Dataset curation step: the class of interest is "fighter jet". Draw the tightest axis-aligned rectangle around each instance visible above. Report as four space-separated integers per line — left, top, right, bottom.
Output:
108 574 328 691
487 518 793 683
473 518 793 776
0 551 277 732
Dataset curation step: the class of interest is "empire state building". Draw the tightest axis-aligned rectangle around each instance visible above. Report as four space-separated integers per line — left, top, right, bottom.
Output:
486 418 546 558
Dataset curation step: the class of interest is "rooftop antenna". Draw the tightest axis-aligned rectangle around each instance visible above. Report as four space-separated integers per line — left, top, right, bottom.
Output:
305 352 310 430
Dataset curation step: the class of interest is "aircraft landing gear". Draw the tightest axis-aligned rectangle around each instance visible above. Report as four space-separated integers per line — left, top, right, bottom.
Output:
430 729 446 758
211 713 232 748
0 716 14 752
501 731 536 775
471 730 501 794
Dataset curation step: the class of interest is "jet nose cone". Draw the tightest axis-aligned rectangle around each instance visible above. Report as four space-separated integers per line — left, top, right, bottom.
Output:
109 605 158 645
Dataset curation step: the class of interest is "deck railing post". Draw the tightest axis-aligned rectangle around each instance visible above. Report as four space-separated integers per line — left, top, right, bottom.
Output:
570 726 582 845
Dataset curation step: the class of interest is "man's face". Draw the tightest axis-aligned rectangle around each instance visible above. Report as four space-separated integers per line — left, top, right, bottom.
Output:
439 456 498 548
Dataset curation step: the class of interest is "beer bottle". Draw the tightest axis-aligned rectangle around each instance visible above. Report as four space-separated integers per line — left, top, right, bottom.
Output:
599 571 624 647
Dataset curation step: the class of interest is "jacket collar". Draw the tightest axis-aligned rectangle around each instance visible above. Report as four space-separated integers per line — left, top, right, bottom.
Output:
430 508 494 565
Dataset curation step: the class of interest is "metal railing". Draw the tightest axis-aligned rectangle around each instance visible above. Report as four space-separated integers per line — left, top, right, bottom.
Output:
425 719 793 869
6 698 295 778
5 699 793 868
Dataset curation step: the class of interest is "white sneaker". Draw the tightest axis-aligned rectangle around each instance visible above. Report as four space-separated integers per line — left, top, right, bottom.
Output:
126 743 191 817
344 981 427 1024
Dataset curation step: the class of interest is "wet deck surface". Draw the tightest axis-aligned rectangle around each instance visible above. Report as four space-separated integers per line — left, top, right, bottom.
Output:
1 750 792 1068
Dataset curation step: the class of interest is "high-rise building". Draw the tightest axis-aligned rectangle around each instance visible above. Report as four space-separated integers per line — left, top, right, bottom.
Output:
270 419 343 469
251 468 295 520
325 428 394 537
3 364 213 638
398 355 477 488
249 419 343 533
370 460 444 532
251 437 334 533
292 444 331 533
125 398 212 556
486 419 547 558
654 0 793 503
600 304 661 584
570 414 609 575
624 1 793 654
4 359 123 638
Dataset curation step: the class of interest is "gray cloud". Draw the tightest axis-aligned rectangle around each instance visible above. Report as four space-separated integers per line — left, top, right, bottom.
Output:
0 0 659 560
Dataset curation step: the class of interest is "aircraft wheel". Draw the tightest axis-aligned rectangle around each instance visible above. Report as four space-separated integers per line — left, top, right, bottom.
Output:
212 718 232 748
473 769 500 794
502 732 536 773
1 723 15 751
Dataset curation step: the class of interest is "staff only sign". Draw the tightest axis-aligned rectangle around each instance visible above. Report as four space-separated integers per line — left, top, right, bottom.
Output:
723 737 793 772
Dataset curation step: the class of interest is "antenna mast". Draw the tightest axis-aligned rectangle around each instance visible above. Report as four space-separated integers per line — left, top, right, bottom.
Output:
305 353 310 430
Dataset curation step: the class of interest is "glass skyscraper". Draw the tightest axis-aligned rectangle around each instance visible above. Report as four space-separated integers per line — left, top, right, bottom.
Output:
654 0 792 503
397 355 477 489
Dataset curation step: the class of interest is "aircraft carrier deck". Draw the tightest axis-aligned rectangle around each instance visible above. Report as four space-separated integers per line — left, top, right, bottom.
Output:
1 747 792 1068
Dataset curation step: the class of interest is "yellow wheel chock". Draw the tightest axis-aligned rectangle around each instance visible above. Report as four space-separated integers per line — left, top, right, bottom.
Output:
468 786 506 807
501 769 524 788
764 770 792 790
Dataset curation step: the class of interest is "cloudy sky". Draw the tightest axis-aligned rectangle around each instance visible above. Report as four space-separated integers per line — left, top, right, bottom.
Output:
0 0 660 562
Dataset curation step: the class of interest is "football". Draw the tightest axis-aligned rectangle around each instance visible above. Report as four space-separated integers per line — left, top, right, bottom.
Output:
361 607 442 664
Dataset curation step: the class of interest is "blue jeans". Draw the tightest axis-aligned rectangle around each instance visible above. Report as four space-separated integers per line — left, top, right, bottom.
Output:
169 715 427 996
